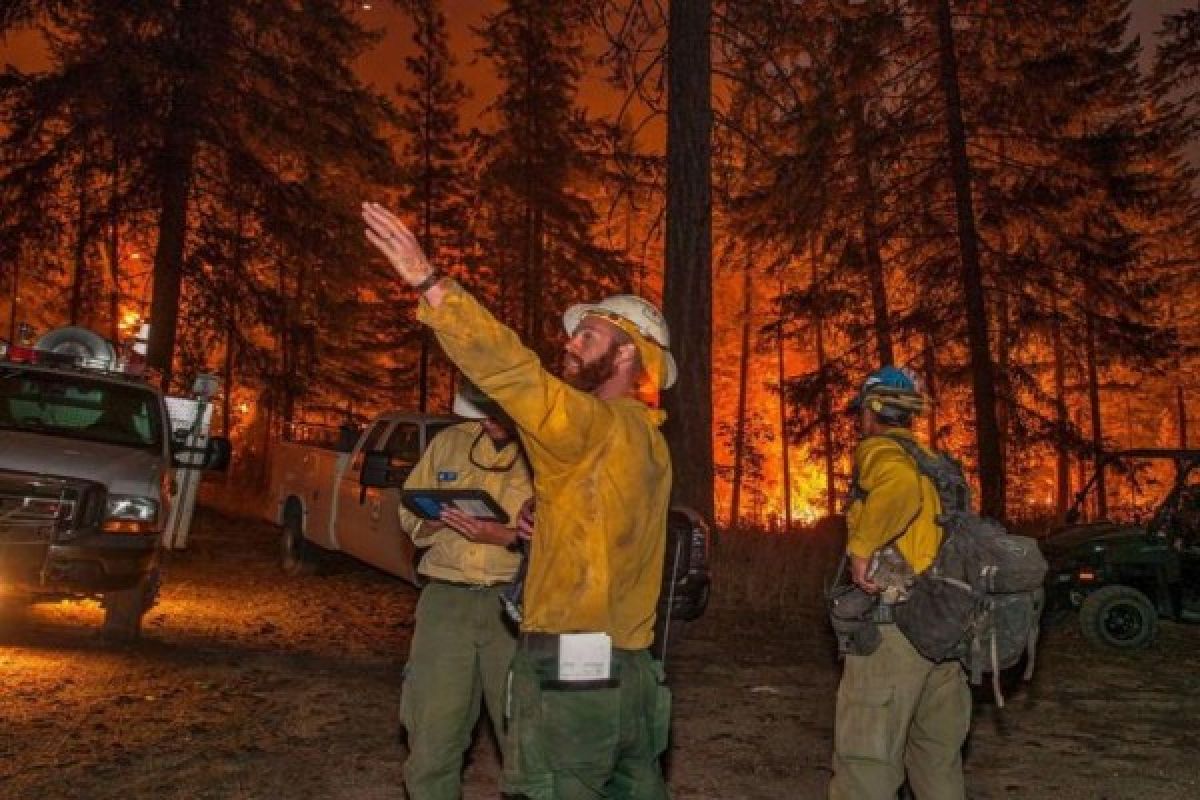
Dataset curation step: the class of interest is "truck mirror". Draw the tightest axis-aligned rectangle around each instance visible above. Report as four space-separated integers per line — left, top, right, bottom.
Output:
172 436 232 471
361 450 408 489
202 436 232 471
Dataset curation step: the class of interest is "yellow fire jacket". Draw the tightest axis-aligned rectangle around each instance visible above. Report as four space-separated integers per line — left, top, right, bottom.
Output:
397 420 530 586
417 281 672 650
846 429 944 573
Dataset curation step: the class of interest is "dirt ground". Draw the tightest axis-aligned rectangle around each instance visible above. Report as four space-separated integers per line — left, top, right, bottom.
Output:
2 508 1199 800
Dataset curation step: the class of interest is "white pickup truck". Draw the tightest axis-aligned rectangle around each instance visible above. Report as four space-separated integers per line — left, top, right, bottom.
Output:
267 413 455 583
269 412 712 635
0 326 230 640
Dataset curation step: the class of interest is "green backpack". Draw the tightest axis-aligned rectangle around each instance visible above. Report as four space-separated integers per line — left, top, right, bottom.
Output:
884 435 1048 706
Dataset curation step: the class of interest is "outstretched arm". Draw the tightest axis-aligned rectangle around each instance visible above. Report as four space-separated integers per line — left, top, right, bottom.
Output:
361 202 610 467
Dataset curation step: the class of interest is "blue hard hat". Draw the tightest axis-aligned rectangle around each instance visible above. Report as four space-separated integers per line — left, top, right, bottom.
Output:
849 365 920 412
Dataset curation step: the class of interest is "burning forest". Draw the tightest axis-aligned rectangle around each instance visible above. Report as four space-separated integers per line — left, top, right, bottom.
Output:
2 1 1199 528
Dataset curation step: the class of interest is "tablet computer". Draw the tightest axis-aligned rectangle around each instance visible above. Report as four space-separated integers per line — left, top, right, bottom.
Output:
400 489 510 524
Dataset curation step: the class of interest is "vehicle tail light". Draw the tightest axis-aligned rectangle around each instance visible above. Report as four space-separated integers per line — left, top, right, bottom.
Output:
1077 567 1097 582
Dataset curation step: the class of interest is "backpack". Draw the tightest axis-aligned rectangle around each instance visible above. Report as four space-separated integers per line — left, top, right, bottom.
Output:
883 435 1048 706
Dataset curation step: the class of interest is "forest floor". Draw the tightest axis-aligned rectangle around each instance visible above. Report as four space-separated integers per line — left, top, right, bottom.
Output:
2 507 1199 800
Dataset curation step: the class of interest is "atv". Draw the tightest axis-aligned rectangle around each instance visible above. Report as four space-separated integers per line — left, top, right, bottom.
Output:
1041 449 1200 650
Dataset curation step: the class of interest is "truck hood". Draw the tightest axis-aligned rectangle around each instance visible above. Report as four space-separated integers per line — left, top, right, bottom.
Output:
0 430 163 497
1040 521 1146 559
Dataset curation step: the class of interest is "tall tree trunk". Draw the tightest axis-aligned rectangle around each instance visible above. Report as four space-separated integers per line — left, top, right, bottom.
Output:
852 104 893 365
418 128 435 412
1178 386 1188 448
8 249 20 343
814 256 837 518
520 198 535 341
662 0 714 524
1085 311 1107 518
107 138 121 343
1051 299 1070 519
70 153 90 326
531 206 545 348
996 287 1010 492
776 273 792 532
923 334 940 449
222 200 246 438
934 0 1005 519
1074 405 1088 519
147 0 228 388
223 318 235 437
729 258 752 528
147 111 195 391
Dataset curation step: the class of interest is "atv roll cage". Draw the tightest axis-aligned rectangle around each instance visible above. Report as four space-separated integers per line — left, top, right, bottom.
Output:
1065 449 1200 526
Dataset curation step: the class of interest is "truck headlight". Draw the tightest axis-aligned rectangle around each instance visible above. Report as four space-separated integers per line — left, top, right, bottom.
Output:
103 495 160 534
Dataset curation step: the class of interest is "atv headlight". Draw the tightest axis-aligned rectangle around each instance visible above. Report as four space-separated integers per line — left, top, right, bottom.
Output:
103 495 160 534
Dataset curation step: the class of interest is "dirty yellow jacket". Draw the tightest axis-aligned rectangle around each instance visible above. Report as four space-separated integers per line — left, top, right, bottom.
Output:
846 429 943 573
397 420 530 585
418 281 671 650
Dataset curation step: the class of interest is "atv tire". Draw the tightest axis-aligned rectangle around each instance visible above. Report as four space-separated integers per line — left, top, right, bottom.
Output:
1080 585 1157 650
281 504 319 577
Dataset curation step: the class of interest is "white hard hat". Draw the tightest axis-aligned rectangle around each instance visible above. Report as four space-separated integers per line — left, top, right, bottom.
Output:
452 391 488 420
562 295 677 389
452 376 501 420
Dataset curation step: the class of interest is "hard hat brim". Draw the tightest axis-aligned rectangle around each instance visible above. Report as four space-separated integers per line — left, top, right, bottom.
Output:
452 391 489 420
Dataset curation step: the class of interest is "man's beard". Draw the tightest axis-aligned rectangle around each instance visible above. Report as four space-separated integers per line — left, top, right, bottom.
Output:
560 342 621 392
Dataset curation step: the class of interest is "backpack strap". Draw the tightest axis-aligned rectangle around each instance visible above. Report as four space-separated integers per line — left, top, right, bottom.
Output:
843 463 867 513
881 432 971 513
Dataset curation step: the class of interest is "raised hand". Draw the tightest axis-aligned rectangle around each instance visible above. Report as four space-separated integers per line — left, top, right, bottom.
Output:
361 202 435 288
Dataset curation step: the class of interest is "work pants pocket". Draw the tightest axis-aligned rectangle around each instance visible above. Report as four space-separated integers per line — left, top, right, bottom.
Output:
835 685 897 763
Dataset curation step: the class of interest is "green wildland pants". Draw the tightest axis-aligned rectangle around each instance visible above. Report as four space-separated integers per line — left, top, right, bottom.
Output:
829 624 972 800
400 581 516 800
503 646 671 800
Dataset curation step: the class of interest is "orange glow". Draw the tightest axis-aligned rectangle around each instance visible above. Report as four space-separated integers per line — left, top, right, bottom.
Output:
118 309 142 336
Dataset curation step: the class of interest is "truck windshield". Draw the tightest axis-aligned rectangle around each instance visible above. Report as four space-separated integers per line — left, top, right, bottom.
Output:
0 367 163 451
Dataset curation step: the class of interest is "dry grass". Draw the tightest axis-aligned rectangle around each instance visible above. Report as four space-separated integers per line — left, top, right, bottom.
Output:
707 518 846 619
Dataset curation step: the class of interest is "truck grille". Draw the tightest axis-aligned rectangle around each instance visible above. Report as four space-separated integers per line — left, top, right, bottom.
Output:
0 472 105 544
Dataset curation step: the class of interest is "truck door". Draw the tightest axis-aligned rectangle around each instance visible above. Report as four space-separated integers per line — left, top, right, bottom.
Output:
340 421 422 582
332 420 390 550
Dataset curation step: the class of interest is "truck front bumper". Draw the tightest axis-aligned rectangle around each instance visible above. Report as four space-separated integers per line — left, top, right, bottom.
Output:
0 533 158 596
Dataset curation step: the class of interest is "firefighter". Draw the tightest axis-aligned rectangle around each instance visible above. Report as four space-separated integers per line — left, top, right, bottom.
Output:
363 201 674 800
829 366 971 800
398 379 532 800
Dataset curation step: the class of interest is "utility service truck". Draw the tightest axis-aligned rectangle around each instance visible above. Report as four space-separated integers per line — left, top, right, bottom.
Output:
268 412 712 641
0 325 231 639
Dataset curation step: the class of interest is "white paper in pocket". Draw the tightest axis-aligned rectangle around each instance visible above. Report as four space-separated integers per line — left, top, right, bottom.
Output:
557 632 613 681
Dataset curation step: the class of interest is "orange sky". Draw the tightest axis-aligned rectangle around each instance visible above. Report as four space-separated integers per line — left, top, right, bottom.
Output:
0 3 628 130
0 2 1185 151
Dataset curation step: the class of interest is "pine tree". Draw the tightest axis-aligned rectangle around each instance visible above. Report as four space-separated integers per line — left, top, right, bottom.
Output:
1 1 399 399
394 0 472 411
475 0 630 359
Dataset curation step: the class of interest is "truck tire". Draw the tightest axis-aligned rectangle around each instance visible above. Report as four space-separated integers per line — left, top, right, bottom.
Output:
1080 585 1157 650
281 504 318 577
101 567 160 642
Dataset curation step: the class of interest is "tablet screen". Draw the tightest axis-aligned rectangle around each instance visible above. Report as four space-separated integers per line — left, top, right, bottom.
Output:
401 489 510 524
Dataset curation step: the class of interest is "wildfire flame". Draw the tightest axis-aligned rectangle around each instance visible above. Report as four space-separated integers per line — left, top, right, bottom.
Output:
119 309 142 336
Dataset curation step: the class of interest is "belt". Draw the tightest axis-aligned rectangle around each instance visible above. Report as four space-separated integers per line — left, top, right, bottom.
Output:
426 577 512 591
517 632 640 656
518 632 562 655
